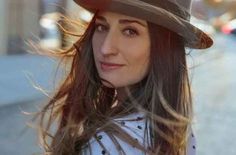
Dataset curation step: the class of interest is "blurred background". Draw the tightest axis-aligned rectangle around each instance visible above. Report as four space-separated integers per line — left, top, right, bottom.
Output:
0 0 236 154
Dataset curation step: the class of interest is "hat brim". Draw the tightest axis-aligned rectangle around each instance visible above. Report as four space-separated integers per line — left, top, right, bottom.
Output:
74 0 213 49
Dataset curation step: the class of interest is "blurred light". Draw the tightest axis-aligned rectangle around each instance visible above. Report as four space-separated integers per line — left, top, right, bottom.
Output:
79 10 93 22
39 13 62 49
222 25 232 34
40 18 57 29
214 0 223 2
40 39 61 49
39 12 61 29
221 19 236 34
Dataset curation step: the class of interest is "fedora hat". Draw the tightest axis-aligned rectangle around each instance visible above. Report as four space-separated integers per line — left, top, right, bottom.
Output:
73 0 213 49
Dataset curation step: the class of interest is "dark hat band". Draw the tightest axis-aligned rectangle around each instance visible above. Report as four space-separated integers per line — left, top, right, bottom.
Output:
139 0 190 20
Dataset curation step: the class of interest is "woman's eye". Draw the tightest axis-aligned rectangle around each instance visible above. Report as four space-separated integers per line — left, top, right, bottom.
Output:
95 24 107 32
94 24 139 37
123 28 139 37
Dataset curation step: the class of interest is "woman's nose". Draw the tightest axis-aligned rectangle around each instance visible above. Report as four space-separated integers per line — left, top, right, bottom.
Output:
100 30 119 56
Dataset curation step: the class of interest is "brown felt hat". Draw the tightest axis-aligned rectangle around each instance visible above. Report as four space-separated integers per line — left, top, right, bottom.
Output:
73 0 213 49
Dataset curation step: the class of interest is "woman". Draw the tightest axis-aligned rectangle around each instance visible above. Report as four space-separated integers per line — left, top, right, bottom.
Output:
38 0 213 155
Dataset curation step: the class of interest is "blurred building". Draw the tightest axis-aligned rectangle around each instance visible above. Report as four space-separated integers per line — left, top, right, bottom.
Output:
205 0 236 29
0 1 7 55
0 0 41 55
192 0 236 29
0 0 69 56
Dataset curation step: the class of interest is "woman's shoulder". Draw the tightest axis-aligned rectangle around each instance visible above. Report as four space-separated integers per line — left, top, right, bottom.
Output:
87 112 147 154
87 112 196 155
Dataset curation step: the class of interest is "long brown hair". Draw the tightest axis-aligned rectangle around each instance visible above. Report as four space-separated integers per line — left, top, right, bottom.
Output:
38 12 192 155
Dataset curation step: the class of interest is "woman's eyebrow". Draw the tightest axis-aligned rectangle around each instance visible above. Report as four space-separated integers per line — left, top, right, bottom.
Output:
96 15 147 27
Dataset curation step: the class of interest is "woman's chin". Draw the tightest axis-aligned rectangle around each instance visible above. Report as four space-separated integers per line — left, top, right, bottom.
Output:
100 79 126 88
101 81 119 88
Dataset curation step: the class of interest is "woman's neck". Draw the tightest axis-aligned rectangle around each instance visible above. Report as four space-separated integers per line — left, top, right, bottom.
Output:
116 87 128 102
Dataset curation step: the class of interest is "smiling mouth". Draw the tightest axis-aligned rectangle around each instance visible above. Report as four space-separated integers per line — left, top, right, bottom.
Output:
100 61 125 71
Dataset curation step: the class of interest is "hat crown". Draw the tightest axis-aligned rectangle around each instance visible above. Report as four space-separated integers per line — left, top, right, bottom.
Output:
169 0 192 12
140 0 192 13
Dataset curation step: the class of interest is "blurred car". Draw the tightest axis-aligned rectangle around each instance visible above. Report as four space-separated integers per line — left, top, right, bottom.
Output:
221 19 236 36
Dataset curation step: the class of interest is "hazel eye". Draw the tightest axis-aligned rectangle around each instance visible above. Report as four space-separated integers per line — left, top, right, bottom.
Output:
95 24 107 32
123 27 139 37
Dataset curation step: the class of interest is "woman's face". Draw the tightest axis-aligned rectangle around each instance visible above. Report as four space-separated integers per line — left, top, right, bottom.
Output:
92 11 150 88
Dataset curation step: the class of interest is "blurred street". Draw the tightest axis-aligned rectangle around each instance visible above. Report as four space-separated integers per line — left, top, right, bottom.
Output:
190 33 236 155
0 101 43 155
0 32 236 155
0 55 59 155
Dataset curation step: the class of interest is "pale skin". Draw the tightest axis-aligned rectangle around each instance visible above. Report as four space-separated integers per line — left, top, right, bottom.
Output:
92 11 151 102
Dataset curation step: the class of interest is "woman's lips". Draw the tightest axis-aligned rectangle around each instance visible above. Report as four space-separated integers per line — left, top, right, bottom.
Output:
100 61 125 71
